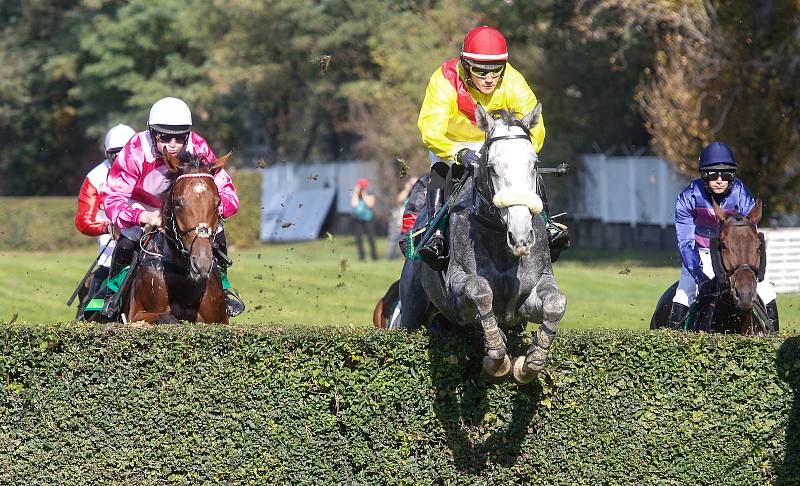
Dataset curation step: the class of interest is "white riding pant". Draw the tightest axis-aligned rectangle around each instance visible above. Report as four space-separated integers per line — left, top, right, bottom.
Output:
428 141 483 167
673 247 777 306
96 233 116 268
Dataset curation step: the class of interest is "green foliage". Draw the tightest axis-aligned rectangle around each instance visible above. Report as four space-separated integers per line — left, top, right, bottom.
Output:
218 168 261 249
0 323 798 484
0 197 92 251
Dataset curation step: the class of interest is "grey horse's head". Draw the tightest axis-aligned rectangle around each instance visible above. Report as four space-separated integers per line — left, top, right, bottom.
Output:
475 103 543 256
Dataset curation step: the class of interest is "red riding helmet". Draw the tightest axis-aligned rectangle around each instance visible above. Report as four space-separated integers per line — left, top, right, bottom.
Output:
461 26 508 68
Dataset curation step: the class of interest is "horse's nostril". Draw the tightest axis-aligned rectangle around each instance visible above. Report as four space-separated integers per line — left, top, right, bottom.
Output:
507 231 516 245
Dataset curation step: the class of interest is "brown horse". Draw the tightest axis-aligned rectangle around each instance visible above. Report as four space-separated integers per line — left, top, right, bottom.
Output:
373 280 399 329
651 197 775 334
124 151 232 324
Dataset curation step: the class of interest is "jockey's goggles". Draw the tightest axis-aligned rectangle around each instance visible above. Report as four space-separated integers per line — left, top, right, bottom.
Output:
701 170 735 182
152 130 190 145
469 65 505 79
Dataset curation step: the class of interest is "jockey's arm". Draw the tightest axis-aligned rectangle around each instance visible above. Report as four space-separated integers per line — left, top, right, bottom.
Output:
737 181 757 220
675 190 705 283
193 136 240 219
103 145 144 229
75 177 109 236
212 168 240 219
418 70 460 161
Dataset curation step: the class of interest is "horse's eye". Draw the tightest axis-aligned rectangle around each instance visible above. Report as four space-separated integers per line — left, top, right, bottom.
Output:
174 198 185 208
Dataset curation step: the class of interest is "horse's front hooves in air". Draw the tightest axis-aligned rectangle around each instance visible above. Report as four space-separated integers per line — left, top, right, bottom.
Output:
482 354 512 383
511 356 540 385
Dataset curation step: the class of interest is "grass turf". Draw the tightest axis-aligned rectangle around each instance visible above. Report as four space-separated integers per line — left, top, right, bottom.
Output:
1 237 798 330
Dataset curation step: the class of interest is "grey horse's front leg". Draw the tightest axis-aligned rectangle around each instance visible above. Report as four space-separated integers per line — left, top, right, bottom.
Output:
515 273 566 383
456 274 511 381
462 275 506 359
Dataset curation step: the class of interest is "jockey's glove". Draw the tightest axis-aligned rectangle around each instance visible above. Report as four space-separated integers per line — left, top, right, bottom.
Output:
456 148 480 166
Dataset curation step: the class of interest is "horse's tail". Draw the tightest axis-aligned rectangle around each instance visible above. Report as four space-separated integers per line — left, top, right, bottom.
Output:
373 280 400 329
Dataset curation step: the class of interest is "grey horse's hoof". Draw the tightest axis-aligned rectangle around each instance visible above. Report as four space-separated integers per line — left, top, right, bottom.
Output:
511 356 538 385
482 354 512 383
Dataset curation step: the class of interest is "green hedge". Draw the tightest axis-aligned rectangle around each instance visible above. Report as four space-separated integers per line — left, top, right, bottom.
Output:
1 324 798 484
0 197 90 251
0 169 262 251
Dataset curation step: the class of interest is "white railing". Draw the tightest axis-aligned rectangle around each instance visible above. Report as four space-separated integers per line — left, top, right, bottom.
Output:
762 228 800 293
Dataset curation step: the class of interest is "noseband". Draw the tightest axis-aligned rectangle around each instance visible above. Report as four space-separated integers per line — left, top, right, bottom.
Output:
472 119 537 230
165 172 218 260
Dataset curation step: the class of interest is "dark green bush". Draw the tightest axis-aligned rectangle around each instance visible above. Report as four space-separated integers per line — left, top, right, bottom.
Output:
1 324 798 484
0 197 90 251
0 169 261 251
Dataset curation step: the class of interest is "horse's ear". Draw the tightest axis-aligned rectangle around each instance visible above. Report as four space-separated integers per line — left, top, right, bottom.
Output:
522 102 543 129
747 197 762 225
210 150 233 174
163 151 182 172
475 103 493 133
712 197 727 224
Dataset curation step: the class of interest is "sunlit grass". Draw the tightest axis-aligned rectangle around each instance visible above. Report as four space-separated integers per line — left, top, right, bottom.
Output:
2 237 798 331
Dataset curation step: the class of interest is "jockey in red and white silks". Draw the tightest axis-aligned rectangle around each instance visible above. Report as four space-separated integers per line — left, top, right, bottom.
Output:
75 124 137 267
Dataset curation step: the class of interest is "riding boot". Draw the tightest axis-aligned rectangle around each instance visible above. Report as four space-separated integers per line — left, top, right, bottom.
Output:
416 186 445 262
666 302 689 330
766 300 780 332
417 162 449 264
214 232 245 317
538 174 570 262
100 235 136 318
88 266 110 301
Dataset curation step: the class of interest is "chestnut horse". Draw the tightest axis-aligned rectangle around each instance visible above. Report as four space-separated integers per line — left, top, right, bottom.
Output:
124 151 232 324
651 197 776 335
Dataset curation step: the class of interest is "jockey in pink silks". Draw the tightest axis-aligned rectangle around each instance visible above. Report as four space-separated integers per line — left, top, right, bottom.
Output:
101 97 245 318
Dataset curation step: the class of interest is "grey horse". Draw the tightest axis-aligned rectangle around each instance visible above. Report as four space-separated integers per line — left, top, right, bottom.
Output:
398 103 567 384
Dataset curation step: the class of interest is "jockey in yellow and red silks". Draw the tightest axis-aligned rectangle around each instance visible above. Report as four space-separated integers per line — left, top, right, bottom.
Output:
413 25 568 264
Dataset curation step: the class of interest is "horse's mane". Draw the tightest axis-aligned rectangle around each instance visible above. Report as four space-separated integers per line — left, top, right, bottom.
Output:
175 151 212 174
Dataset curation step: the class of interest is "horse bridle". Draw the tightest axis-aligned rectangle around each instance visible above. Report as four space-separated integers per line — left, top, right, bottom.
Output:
164 172 219 260
709 217 767 291
473 119 537 230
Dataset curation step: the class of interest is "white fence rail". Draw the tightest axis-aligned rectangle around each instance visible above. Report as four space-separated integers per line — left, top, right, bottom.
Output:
762 228 800 293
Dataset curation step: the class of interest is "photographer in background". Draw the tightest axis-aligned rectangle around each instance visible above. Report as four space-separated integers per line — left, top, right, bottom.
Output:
351 178 378 261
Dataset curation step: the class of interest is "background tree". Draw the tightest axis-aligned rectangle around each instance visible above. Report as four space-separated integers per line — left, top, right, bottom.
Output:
575 0 800 217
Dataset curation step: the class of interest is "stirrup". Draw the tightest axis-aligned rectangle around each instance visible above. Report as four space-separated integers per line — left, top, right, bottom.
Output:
224 288 245 317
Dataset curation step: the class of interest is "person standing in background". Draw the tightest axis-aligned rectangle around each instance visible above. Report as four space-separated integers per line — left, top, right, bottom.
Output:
351 178 378 261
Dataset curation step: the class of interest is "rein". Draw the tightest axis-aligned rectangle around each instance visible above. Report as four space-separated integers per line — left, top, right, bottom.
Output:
150 172 219 267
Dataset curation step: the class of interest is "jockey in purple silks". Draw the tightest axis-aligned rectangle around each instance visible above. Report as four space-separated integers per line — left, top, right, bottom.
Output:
668 141 778 330
101 97 245 318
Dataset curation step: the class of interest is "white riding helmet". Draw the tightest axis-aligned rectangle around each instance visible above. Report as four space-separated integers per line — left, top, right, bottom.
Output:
104 124 137 152
148 97 192 134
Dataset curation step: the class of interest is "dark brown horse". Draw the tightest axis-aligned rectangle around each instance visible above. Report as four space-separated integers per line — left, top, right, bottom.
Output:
124 151 232 324
651 197 775 335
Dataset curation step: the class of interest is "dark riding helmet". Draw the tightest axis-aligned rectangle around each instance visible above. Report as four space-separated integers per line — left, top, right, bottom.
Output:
699 141 737 171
